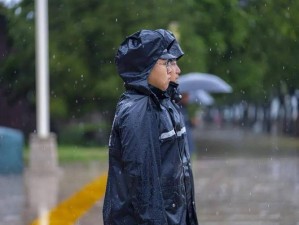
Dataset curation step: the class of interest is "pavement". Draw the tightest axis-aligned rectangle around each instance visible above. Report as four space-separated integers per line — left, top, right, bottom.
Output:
1 123 299 225
0 174 24 225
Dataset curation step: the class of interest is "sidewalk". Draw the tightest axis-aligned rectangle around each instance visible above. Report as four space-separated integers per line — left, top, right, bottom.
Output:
0 161 108 225
0 174 24 225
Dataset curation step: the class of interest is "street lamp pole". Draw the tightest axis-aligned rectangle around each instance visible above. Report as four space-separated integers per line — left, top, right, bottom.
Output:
25 0 59 222
36 0 49 138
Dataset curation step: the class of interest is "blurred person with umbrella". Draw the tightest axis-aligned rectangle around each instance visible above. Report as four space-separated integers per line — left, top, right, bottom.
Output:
177 72 232 154
103 29 198 225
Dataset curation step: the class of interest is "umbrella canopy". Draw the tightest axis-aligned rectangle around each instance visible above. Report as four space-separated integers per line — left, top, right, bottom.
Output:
178 72 232 93
189 90 214 106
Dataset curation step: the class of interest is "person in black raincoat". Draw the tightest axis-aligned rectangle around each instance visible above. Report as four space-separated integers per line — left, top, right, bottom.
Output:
165 40 196 156
162 39 198 225
103 29 198 225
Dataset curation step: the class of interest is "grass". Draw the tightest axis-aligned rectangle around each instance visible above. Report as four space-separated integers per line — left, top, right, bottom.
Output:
24 145 109 163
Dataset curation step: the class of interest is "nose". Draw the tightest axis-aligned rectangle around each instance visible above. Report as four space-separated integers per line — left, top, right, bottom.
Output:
177 65 181 74
176 64 181 75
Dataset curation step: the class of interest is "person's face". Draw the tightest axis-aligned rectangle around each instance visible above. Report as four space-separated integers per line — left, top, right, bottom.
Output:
147 59 172 91
168 59 181 83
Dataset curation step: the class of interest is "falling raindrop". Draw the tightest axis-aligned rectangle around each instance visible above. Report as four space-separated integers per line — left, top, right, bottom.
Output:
15 7 22 15
26 11 34 20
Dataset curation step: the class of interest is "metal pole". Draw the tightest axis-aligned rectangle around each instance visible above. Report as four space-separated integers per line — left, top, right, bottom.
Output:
35 0 49 138
26 2 59 220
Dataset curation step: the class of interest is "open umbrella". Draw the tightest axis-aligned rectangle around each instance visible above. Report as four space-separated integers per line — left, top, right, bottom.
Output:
178 72 232 93
189 90 214 106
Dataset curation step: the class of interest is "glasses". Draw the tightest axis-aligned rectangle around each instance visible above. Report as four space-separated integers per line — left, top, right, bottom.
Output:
168 59 177 67
156 60 177 71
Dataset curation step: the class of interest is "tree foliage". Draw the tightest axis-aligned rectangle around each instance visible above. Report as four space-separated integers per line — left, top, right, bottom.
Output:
1 0 299 125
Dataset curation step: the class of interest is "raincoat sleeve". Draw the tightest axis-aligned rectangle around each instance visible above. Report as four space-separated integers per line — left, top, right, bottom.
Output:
119 99 167 225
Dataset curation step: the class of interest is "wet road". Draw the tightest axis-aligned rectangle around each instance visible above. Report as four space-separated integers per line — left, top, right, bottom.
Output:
193 157 299 224
79 124 299 225
193 124 299 224
1 124 299 225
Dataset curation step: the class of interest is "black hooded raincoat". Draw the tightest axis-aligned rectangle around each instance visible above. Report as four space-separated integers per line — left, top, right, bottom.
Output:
103 29 198 225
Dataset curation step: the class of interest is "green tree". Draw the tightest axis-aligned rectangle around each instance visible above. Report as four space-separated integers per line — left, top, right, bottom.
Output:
2 0 299 129
244 0 299 94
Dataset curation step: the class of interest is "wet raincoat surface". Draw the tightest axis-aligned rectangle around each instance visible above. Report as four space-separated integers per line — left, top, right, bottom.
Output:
103 29 198 225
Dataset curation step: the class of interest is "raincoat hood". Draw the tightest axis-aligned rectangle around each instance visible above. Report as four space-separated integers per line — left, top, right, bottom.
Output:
169 39 184 60
115 29 176 86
